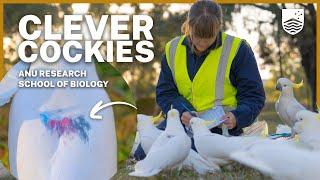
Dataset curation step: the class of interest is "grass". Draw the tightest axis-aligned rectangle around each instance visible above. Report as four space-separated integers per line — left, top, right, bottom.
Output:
113 162 271 180
0 162 271 180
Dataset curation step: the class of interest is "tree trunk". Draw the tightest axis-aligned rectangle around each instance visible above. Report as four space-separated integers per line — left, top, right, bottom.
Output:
294 4 316 110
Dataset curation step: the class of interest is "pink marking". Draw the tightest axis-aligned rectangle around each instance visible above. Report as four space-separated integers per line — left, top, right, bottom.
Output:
40 112 91 142
60 118 71 128
49 120 58 128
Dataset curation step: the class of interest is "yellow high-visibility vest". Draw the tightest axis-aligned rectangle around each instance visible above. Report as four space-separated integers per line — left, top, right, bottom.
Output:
165 32 242 112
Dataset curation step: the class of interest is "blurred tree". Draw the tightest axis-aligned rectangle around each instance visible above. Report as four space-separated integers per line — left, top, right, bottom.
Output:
87 4 236 102
4 4 72 35
3 3 316 109
4 4 73 62
251 4 316 110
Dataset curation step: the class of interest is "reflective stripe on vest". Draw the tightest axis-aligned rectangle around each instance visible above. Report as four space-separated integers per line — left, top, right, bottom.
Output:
165 32 242 112
215 34 234 106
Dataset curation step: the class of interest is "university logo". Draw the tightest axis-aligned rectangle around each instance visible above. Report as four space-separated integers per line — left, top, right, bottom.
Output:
282 9 304 35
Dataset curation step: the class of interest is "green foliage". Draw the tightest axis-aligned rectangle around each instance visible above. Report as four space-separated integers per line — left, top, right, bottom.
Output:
95 61 136 164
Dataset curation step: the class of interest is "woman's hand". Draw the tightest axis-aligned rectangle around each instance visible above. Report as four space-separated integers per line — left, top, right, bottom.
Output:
221 112 237 129
181 112 195 126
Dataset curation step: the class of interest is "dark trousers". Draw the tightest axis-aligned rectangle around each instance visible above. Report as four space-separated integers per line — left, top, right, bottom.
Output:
133 119 242 161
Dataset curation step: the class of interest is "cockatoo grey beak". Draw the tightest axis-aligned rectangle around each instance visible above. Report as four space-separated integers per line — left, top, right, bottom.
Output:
276 83 282 91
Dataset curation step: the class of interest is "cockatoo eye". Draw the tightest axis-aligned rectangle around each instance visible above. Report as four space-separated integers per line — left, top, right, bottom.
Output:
283 85 287 87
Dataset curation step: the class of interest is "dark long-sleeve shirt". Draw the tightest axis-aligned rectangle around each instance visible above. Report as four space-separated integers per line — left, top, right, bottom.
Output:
155 33 266 135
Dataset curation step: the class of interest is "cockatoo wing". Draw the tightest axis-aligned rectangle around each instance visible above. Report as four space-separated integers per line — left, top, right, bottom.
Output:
131 125 162 155
0 61 30 106
275 100 279 114
182 149 220 174
231 141 320 180
230 150 273 175
147 132 170 153
129 134 191 177
286 101 305 124
49 134 92 180
196 134 261 159
17 119 59 180
276 97 293 126
194 134 229 159
277 96 305 127
140 128 162 153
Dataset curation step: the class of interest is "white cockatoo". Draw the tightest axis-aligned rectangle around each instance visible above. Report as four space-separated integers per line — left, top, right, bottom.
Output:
275 78 305 133
134 114 162 154
294 109 320 150
129 109 191 177
16 119 59 180
4 49 117 179
190 117 270 165
230 140 320 180
130 113 164 156
131 114 219 175
181 149 220 174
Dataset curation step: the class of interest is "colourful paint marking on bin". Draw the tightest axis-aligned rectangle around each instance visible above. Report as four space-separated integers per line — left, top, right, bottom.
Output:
40 111 91 142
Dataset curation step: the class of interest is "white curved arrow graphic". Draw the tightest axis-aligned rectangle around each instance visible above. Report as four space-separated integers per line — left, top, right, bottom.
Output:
90 100 137 120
